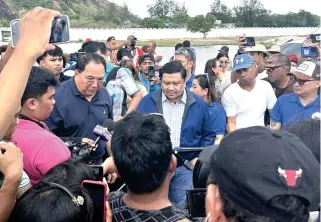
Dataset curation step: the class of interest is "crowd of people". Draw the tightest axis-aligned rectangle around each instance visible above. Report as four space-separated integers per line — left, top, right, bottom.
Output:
0 7 320 222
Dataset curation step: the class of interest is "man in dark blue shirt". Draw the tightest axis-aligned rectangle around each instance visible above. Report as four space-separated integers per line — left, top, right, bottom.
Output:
45 53 113 164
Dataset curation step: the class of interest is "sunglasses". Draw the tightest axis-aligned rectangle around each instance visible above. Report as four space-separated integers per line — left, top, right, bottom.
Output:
291 75 315 86
267 65 284 72
199 73 210 83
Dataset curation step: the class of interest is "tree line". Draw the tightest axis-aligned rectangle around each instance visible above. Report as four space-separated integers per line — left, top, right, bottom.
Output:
141 0 320 37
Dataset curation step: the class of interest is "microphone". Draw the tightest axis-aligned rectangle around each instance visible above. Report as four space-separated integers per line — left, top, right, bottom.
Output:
93 119 113 145
172 149 194 171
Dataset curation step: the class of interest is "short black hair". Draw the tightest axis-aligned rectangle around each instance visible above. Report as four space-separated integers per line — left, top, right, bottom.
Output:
175 43 183 51
111 112 172 194
219 186 309 221
75 53 106 73
162 61 187 80
107 36 115 42
21 67 59 106
183 40 191 47
83 41 107 55
36 45 63 64
0 45 7 53
288 119 320 163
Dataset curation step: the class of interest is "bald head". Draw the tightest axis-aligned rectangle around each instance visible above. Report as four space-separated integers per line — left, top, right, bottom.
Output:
271 53 291 72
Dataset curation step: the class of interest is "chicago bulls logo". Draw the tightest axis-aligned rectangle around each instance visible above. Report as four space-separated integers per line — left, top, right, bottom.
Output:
278 167 302 187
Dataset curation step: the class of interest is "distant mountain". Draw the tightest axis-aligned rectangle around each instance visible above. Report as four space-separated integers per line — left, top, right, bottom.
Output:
0 0 140 28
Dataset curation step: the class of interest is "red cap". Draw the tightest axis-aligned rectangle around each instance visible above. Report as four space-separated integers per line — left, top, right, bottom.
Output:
85 38 92 43
288 54 298 63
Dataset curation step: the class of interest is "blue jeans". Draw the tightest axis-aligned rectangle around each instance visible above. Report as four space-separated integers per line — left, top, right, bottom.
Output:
169 165 193 209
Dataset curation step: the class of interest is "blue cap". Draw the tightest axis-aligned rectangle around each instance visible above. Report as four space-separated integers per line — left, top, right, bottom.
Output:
232 54 254 72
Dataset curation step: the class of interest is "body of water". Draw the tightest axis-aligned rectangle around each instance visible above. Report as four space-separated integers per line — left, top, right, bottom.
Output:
58 43 238 74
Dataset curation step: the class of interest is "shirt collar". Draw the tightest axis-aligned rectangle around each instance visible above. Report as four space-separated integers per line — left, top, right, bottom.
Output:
186 73 195 84
139 73 150 86
70 77 82 96
162 89 187 104
290 94 320 107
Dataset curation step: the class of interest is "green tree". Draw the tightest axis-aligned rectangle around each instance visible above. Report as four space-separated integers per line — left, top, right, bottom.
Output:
187 15 215 39
140 18 165 28
147 0 174 19
209 0 233 23
171 2 189 27
233 0 270 27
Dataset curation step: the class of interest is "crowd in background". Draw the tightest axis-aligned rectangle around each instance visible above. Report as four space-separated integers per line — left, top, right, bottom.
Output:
0 6 320 222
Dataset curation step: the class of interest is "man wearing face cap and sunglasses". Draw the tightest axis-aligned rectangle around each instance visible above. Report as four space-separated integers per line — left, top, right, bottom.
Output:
271 60 320 130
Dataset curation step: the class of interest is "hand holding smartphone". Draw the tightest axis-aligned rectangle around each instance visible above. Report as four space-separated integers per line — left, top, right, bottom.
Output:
82 180 107 222
10 14 70 48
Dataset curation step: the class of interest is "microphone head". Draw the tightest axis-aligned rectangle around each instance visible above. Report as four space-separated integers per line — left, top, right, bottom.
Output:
93 124 112 141
103 119 115 131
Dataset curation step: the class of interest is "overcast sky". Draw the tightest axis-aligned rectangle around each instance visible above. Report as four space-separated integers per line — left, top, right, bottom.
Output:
112 0 321 18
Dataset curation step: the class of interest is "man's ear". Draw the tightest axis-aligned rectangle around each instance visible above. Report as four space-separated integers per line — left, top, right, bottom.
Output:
39 59 45 67
169 155 177 173
25 98 37 111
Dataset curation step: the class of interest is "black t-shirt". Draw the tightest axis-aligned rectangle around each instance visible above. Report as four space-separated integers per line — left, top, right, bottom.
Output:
117 47 135 61
59 73 71 83
108 191 190 222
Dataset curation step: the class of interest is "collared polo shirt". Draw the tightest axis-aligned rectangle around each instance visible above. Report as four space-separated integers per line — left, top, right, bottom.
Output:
271 93 320 130
45 77 113 162
208 102 226 136
12 119 71 185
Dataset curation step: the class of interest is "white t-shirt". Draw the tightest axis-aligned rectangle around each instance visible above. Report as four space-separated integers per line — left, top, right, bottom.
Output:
221 80 277 129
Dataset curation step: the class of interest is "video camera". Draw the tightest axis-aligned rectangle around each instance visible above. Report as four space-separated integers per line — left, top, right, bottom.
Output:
64 141 95 164
175 145 219 219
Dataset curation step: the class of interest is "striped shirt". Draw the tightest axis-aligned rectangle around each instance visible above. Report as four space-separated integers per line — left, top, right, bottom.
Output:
162 90 187 148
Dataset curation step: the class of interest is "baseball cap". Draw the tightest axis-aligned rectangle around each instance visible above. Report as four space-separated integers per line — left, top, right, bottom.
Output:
288 54 298 63
138 53 155 65
127 35 137 41
232 54 254 72
292 60 320 80
210 126 320 219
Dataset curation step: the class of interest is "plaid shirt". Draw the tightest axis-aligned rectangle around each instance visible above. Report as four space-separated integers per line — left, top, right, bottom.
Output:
106 68 140 121
162 90 187 148
108 191 190 222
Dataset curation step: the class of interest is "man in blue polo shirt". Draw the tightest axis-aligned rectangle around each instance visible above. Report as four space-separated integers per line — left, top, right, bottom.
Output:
271 60 320 130
137 61 215 209
45 53 113 164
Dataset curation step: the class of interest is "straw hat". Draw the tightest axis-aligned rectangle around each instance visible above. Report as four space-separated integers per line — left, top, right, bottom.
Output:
244 44 270 57
267 45 281 54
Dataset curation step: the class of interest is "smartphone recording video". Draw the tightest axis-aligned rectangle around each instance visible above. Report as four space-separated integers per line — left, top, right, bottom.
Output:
10 15 70 48
245 37 255 47
301 46 318 58
90 165 104 181
82 180 106 222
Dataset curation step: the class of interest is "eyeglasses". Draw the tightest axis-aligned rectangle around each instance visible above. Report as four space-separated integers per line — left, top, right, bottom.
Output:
267 65 284 72
291 75 315 86
80 73 104 85
220 60 228 64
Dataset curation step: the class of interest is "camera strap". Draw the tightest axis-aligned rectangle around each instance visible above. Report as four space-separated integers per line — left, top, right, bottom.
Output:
19 114 52 132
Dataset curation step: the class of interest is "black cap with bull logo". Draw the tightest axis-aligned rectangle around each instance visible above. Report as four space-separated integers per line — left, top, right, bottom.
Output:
210 126 320 220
